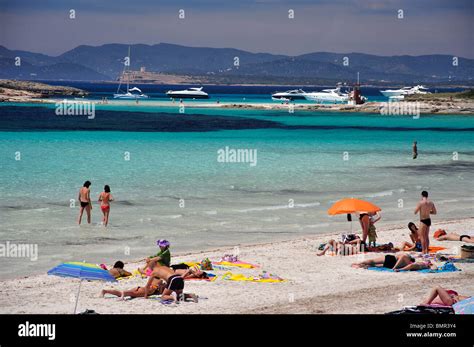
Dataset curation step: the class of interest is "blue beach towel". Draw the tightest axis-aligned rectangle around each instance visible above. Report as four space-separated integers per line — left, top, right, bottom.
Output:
367 262 460 273
453 297 474 315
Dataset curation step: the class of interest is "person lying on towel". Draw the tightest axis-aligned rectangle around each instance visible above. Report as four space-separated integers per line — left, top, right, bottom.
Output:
434 230 474 244
420 286 470 307
171 263 210 279
352 253 434 271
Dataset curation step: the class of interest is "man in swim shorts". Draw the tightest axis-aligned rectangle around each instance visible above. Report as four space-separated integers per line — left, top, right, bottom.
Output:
351 253 415 270
145 265 197 302
414 191 437 254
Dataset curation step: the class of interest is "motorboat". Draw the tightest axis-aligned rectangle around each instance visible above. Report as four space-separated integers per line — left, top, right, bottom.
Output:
380 85 430 99
166 87 209 99
304 86 349 103
271 89 307 101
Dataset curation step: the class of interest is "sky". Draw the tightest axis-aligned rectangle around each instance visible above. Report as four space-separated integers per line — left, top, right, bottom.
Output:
0 0 473 58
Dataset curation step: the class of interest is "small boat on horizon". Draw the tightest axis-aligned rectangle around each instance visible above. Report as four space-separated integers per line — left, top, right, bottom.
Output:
166 87 209 99
380 85 430 99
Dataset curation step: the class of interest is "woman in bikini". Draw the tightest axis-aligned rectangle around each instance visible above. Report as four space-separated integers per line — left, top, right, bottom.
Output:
434 230 474 244
98 185 113 227
394 222 423 252
77 181 92 225
100 277 164 300
420 286 470 307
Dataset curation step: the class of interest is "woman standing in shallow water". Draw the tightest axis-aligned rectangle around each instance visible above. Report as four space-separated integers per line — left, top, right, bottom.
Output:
77 181 92 225
98 185 113 227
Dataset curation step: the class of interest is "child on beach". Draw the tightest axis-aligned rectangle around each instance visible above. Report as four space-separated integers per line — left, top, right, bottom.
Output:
368 212 381 247
98 185 113 227
138 239 171 275
77 181 92 225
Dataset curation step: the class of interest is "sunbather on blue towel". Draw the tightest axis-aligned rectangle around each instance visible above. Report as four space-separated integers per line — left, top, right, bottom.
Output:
352 253 416 270
394 259 435 272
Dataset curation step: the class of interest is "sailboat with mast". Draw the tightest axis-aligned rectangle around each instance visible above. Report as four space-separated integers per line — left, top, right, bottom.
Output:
114 46 149 99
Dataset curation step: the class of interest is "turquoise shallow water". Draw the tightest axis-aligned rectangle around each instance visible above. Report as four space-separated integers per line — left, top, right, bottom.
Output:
1 102 474 278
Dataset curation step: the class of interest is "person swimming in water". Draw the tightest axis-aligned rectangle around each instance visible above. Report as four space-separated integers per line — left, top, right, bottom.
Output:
413 141 418 159
77 181 92 225
414 191 437 254
98 185 113 227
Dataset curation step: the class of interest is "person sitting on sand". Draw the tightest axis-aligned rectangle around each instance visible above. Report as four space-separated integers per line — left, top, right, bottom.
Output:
352 253 416 270
101 276 165 300
395 222 423 252
420 286 470 307
98 185 113 227
434 229 474 244
145 264 198 302
138 239 171 275
317 234 364 256
104 261 132 279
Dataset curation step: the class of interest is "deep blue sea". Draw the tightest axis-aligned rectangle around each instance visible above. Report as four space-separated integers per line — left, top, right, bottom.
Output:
1 83 473 278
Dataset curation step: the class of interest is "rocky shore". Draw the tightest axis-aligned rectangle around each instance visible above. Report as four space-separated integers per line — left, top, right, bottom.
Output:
0 79 87 102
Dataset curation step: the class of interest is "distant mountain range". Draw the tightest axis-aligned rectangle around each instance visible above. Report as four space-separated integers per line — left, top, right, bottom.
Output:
1 43 473 85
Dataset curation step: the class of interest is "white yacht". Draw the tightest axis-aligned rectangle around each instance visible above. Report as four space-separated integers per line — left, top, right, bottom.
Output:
166 87 209 99
271 89 307 101
114 86 149 99
114 47 149 99
380 85 430 99
304 86 349 103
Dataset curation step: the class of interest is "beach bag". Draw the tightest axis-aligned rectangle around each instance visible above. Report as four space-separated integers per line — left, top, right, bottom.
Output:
221 254 238 263
460 245 474 259
200 258 213 270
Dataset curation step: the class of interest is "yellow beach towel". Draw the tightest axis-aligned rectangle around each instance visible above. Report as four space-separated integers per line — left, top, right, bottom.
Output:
222 272 286 283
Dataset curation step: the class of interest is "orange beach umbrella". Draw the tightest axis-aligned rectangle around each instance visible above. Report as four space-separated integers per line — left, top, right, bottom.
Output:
328 198 381 215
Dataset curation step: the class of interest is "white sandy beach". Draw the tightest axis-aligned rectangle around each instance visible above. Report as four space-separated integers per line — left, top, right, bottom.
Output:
1 218 473 314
